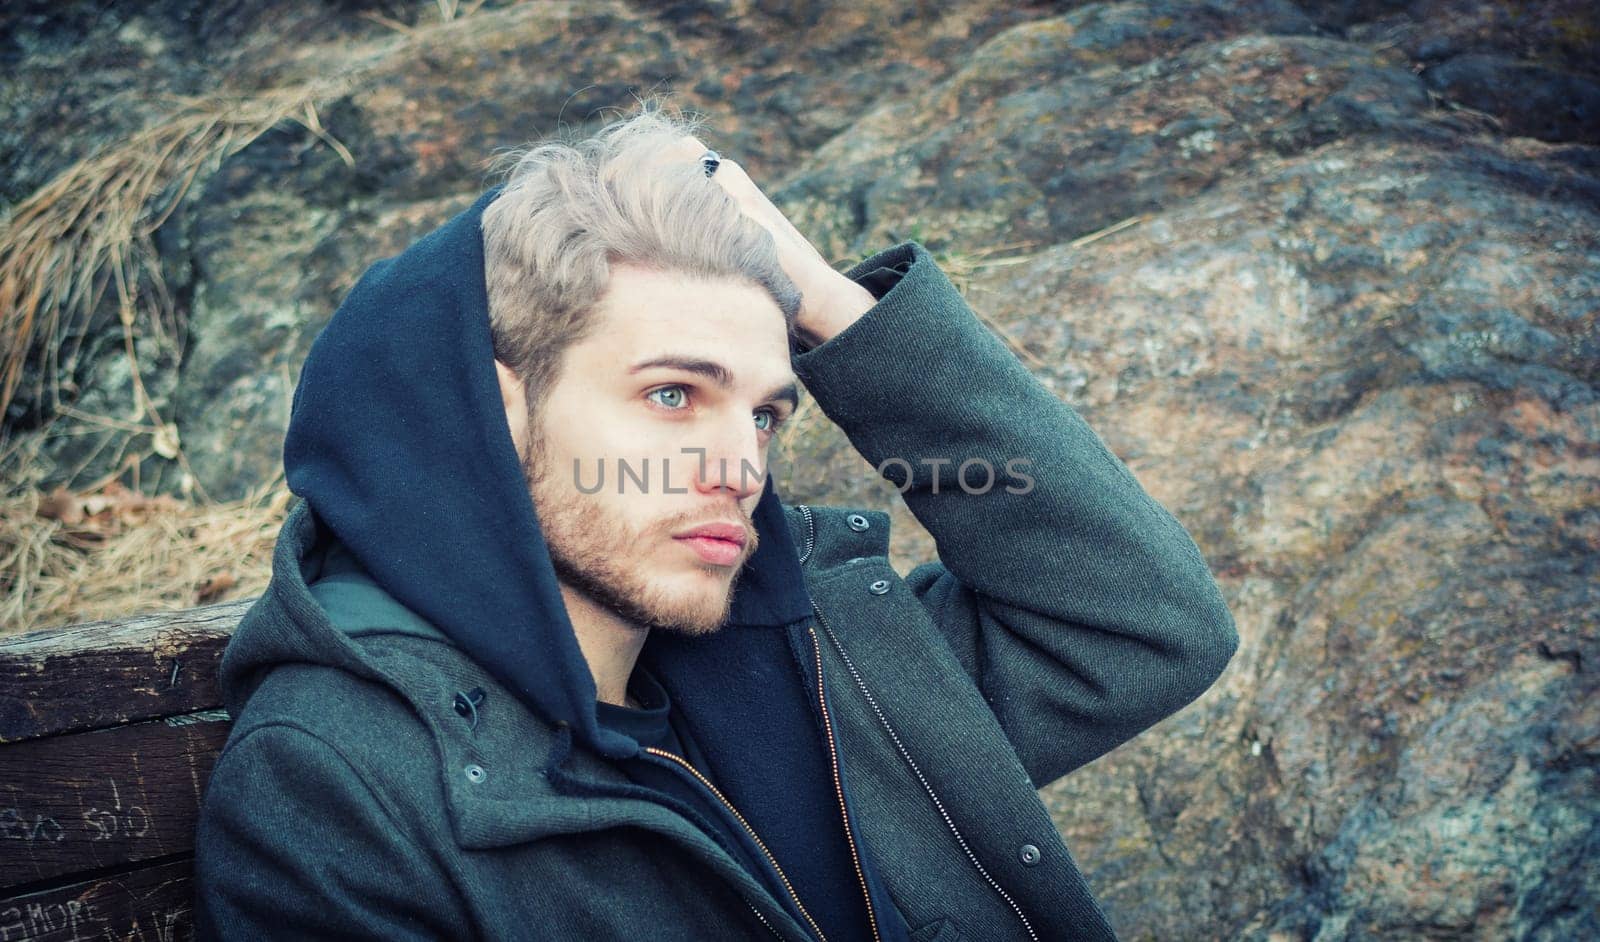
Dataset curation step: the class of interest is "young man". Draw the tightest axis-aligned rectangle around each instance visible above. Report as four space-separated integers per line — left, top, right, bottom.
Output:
194 105 1238 941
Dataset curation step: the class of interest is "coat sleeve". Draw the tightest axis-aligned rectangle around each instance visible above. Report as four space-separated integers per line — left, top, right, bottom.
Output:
790 242 1240 788
194 722 474 940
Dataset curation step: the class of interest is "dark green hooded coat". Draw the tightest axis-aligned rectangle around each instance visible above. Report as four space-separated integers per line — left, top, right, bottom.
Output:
193 191 1238 941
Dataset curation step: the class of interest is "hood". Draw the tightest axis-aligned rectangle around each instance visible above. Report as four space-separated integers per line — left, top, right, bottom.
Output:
229 187 813 760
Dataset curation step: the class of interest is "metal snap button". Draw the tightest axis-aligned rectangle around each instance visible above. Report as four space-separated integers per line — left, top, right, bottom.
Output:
464 764 487 784
868 579 891 595
847 513 870 532
1019 844 1041 866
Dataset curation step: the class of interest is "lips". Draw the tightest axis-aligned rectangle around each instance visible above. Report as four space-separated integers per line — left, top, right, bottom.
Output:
673 522 749 546
672 521 750 567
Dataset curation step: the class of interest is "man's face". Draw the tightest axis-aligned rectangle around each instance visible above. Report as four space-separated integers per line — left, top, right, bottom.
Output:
512 262 798 636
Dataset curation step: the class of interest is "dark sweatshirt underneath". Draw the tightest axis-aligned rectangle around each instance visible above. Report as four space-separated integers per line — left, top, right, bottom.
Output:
598 659 907 942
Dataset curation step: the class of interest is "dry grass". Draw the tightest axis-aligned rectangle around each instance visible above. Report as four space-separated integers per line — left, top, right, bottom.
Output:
0 479 290 636
926 240 1050 370
0 82 352 449
364 0 493 34
0 83 355 635
931 216 1150 372
0 4 555 635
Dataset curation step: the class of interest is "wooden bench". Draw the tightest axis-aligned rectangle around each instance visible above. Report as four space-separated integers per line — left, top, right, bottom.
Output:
0 600 249 941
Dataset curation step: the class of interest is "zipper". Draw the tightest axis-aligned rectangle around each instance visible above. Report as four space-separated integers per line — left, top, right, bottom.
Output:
808 603 1040 942
796 507 877 937
797 504 817 566
807 626 883 942
795 499 1034 938
746 899 785 940
642 746 829 942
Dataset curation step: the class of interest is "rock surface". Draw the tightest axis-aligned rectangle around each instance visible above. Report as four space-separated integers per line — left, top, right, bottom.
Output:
3 0 1596 938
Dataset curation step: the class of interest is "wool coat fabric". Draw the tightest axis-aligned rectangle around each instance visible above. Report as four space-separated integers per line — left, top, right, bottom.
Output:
193 188 1239 941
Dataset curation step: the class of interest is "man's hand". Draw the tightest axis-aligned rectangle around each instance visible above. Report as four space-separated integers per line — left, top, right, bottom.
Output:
666 135 877 348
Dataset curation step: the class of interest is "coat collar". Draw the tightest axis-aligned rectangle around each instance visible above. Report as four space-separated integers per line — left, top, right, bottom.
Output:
222 496 900 942
234 497 888 849
430 502 891 831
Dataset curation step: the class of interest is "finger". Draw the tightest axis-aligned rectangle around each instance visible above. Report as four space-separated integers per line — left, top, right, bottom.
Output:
640 134 705 176
655 134 758 207
665 133 712 165
651 134 735 192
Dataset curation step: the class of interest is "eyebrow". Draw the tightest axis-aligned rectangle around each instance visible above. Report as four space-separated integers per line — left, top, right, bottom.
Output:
629 355 800 410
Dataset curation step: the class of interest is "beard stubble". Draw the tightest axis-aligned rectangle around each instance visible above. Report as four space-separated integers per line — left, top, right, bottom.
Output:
519 414 756 636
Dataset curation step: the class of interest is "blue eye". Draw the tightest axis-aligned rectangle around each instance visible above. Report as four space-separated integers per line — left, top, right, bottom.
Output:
649 385 784 434
755 408 790 435
648 386 688 409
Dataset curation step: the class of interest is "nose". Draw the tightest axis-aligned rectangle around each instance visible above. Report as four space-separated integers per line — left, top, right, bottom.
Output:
688 420 767 501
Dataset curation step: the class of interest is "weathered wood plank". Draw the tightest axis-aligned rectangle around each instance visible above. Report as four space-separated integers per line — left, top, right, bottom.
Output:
0 601 250 743
0 857 195 942
0 713 230 888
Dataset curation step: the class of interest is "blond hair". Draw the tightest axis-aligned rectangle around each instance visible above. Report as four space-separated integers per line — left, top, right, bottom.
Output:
481 100 801 426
